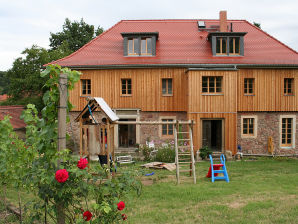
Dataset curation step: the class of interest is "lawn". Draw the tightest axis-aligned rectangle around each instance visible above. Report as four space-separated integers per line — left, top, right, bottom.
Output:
123 158 298 224
1 158 298 224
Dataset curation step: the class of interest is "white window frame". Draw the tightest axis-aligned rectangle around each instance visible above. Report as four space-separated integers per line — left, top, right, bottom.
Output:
241 115 258 138
279 115 296 149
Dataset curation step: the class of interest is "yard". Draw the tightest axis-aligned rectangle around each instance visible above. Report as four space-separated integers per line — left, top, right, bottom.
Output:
1 158 298 223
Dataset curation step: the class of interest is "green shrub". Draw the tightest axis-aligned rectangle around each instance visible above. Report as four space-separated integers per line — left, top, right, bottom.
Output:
199 146 212 160
140 145 155 161
155 146 175 163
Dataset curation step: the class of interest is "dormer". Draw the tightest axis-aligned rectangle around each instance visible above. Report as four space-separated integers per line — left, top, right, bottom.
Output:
121 32 159 56
208 11 247 56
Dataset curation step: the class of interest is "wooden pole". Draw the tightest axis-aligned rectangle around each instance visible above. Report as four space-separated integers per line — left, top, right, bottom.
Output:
57 73 67 224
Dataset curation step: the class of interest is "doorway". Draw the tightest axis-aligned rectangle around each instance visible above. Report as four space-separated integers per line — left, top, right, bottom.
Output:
202 119 223 152
118 119 136 147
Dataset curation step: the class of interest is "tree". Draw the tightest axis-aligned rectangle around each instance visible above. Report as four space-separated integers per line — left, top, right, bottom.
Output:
253 22 261 29
50 18 104 52
0 71 9 94
5 44 71 110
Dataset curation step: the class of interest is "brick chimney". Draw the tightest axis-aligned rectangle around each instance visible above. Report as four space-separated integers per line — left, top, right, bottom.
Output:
219 11 228 32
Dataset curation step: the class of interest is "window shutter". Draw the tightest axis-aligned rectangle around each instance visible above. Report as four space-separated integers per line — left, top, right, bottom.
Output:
212 36 217 55
123 37 128 56
240 36 244 56
152 36 156 56
135 37 141 55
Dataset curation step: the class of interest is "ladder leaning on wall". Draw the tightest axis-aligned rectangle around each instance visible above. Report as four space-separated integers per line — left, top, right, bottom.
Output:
174 120 196 184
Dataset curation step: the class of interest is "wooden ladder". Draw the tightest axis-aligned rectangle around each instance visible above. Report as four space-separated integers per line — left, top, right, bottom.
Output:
174 120 196 184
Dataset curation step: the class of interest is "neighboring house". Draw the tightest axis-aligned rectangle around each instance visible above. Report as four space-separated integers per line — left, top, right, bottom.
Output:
0 105 26 139
52 11 298 155
0 94 8 102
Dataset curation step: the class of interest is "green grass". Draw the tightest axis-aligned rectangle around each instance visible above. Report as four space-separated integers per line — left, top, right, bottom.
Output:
1 159 298 223
122 159 298 224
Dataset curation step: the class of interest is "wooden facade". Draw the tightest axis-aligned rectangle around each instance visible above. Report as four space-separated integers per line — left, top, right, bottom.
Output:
69 68 298 154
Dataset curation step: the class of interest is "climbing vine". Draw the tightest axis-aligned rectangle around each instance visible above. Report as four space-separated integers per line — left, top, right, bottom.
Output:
0 65 141 223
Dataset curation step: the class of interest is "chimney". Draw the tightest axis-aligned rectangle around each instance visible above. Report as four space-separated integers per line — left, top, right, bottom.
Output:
219 11 228 32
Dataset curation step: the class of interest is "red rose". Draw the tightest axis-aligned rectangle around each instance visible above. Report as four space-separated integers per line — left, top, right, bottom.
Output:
122 214 127 220
77 158 88 169
117 201 125 211
83 211 92 221
55 169 69 183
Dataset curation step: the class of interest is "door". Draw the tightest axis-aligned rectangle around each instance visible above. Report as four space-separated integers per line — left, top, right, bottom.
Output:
202 120 222 152
118 119 136 147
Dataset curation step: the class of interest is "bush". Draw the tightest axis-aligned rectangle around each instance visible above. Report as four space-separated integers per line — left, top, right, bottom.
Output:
199 146 212 160
140 145 155 161
155 146 175 163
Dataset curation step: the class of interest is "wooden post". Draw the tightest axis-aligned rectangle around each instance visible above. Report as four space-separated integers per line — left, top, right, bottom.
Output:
107 121 111 179
174 120 180 184
57 73 67 224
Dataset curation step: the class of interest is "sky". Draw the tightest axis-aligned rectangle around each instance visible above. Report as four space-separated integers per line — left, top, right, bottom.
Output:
0 0 298 71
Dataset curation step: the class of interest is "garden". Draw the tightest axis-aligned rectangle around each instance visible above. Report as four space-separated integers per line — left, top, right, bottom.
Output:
0 65 297 223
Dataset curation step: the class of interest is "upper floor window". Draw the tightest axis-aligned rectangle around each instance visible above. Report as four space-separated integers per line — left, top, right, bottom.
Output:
141 38 152 55
121 32 159 57
229 37 240 55
208 32 246 56
284 78 294 95
244 78 254 95
121 79 132 96
202 76 223 93
81 79 91 95
128 38 138 55
162 78 173 96
216 37 227 55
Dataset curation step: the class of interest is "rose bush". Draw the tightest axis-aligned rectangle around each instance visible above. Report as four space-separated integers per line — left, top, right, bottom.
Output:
0 65 142 223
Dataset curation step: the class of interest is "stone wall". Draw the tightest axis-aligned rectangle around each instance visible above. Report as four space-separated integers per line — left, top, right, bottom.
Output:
237 112 298 155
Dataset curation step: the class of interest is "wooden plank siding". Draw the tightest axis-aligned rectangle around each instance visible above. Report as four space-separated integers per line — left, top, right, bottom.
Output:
187 70 238 113
237 69 298 111
69 68 188 112
188 113 237 154
187 70 238 153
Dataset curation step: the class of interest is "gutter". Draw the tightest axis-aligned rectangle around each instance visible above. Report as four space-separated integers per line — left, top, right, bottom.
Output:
63 63 298 70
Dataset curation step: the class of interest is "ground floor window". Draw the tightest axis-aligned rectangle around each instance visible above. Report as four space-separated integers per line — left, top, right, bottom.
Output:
241 115 257 138
159 116 175 138
280 115 296 148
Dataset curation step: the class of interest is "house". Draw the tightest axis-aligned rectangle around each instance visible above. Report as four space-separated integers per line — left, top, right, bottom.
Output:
0 105 26 139
53 11 298 155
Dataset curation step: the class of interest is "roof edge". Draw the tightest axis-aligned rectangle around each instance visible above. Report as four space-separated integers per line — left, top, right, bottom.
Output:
63 64 298 70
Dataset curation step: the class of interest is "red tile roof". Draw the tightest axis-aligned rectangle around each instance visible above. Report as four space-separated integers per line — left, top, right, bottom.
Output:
52 19 298 67
0 106 26 130
0 94 8 101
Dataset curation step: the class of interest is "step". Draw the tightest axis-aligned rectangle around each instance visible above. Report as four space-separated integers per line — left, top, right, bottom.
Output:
213 170 225 173
214 176 227 180
179 162 192 164
178 153 191 155
178 139 190 141
177 132 189 134
178 146 191 149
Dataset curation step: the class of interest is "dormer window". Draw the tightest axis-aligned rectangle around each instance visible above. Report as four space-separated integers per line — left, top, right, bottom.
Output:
209 32 246 56
121 32 158 57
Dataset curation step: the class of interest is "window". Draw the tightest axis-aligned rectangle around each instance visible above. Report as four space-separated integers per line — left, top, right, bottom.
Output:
281 118 293 147
121 32 158 56
243 118 254 135
284 78 294 95
241 116 257 138
244 78 254 95
128 38 138 55
229 37 240 55
81 79 91 95
216 37 227 55
162 78 173 95
141 38 152 55
162 119 174 136
202 76 223 93
121 79 132 95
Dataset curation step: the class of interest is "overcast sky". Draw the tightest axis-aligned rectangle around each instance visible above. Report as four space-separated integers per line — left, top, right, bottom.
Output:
1 0 297 71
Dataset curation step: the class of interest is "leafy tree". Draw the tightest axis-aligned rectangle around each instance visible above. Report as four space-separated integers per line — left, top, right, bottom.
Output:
50 18 104 52
0 71 9 94
5 44 71 110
